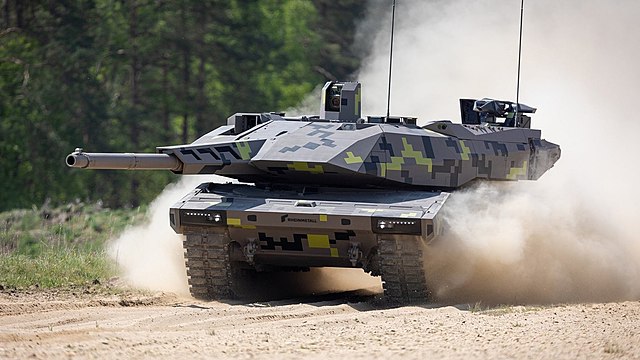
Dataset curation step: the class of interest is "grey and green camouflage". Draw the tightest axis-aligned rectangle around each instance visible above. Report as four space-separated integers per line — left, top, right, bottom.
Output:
66 81 560 303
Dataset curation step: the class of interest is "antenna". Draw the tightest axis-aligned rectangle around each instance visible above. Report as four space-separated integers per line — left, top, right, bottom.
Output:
515 0 525 121
385 0 397 121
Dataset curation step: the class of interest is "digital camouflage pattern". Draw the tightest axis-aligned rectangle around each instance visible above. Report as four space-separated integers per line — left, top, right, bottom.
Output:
66 81 560 303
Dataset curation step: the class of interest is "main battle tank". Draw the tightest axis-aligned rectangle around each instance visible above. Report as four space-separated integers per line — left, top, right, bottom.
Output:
66 81 560 303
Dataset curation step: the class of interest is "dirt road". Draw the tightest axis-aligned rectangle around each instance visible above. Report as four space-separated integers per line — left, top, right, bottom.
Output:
0 287 638 360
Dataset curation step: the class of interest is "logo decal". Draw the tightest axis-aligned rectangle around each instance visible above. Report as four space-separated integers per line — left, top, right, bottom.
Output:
279 214 317 223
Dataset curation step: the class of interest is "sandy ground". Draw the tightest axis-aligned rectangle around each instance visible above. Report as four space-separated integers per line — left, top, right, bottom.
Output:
0 288 638 360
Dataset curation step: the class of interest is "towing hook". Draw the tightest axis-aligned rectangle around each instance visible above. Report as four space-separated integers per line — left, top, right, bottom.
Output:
348 243 363 267
244 238 258 265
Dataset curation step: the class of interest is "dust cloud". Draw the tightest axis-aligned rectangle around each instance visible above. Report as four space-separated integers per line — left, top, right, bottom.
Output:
358 0 640 304
108 176 212 296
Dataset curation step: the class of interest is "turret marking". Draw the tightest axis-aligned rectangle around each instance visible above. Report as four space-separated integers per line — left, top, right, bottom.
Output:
236 142 252 160
380 156 404 177
196 148 221 160
214 145 241 160
287 162 324 174
181 149 201 160
459 140 471 160
344 152 364 164
400 138 433 171
485 141 509 156
506 160 528 180
280 146 301 153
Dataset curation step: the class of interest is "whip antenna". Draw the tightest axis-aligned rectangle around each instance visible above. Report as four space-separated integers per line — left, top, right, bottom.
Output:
515 0 525 120
385 0 397 121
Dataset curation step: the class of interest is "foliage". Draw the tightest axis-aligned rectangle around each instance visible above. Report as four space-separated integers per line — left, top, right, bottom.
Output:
0 0 366 211
0 202 141 288
0 250 116 289
0 201 144 255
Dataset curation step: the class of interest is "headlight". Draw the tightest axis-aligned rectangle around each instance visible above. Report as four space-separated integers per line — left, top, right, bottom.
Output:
207 213 222 223
180 210 227 226
372 218 421 235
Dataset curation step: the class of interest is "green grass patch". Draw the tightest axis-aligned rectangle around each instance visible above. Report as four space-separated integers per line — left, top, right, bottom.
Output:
1 202 145 256
0 202 145 289
0 250 117 288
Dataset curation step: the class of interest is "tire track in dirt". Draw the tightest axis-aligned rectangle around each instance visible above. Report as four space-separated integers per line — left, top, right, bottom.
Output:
1 291 639 359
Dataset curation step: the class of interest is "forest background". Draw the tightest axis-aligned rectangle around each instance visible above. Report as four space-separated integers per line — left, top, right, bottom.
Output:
0 0 368 212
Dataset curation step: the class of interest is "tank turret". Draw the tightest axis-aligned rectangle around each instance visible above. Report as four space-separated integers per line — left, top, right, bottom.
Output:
67 82 560 189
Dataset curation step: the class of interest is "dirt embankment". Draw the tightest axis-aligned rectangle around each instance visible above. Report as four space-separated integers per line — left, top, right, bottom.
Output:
0 289 638 360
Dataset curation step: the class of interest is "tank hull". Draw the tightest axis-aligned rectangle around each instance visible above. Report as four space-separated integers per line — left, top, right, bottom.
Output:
171 182 449 302
171 183 448 266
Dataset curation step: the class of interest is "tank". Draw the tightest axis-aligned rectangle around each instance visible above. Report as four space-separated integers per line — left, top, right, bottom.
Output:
66 81 560 303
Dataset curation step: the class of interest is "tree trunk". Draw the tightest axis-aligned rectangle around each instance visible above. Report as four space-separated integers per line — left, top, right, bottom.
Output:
129 0 140 207
15 0 22 28
181 49 190 144
194 3 207 137
2 0 10 27
180 3 190 144
162 59 170 143
195 48 206 137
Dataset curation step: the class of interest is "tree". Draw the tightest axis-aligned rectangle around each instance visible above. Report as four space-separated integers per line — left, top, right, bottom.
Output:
0 0 367 211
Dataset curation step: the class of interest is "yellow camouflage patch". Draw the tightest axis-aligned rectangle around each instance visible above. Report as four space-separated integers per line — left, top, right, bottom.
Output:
459 140 471 161
380 156 404 177
382 137 433 177
506 160 528 179
307 234 330 248
307 234 339 257
236 141 252 160
287 162 324 174
401 137 433 171
226 217 256 229
344 151 363 164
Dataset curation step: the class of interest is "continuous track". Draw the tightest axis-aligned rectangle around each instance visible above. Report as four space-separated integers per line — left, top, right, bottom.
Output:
184 232 431 303
378 236 431 304
184 232 233 300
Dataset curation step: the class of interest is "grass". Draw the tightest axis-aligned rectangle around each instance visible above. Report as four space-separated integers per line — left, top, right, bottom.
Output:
0 250 116 288
0 202 145 255
467 301 546 315
603 341 624 354
468 301 485 313
0 202 145 289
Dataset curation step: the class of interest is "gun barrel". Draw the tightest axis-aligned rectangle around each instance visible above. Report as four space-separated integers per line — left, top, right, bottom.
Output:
66 149 183 171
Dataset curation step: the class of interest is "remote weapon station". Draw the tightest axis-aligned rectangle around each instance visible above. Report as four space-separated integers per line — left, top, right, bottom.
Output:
66 2 560 303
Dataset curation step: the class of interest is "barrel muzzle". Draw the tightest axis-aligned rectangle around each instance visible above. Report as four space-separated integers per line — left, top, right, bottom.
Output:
66 148 183 172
